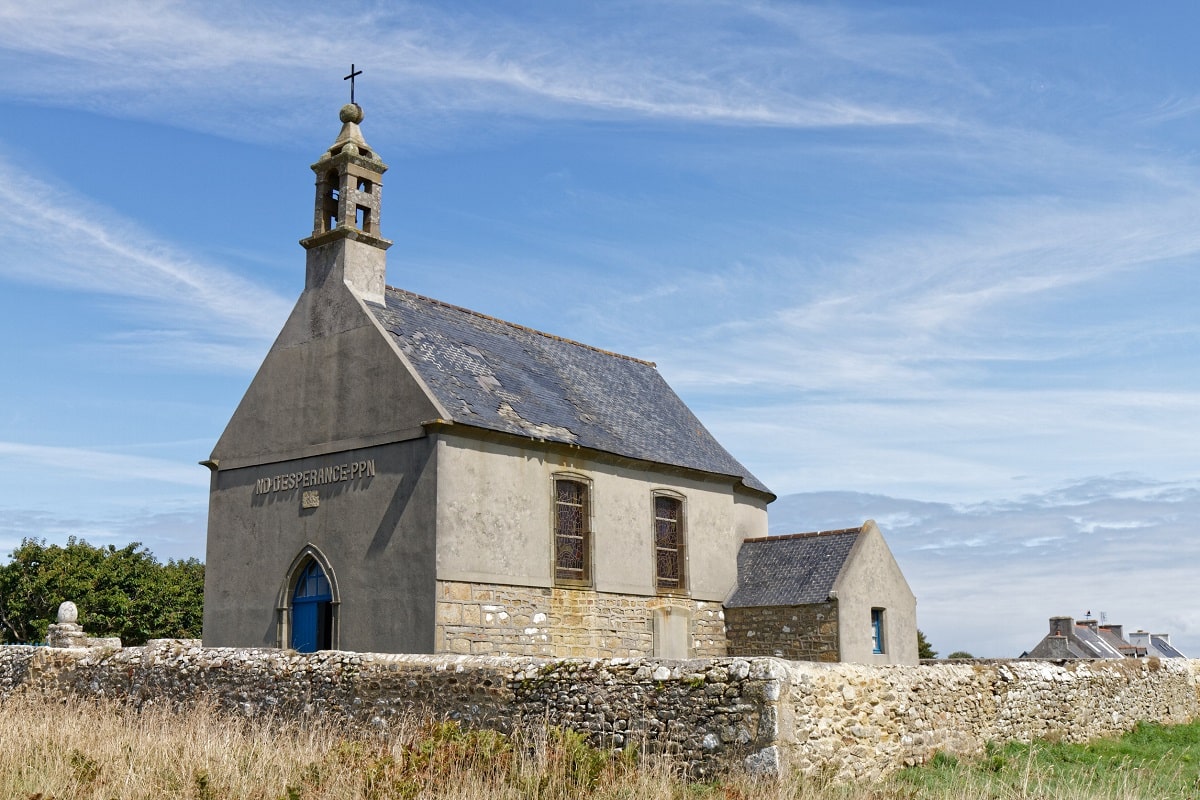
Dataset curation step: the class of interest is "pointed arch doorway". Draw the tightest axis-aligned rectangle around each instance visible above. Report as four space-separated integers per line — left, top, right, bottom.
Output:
281 546 340 653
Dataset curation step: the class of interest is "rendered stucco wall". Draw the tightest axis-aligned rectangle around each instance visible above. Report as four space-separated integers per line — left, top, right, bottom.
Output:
733 492 769 541
434 435 767 602
834 522 918 665
210 278 439 466
203 438 438 653
205 267 448 654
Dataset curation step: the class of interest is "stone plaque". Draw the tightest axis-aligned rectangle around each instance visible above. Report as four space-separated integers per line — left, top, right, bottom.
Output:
302 490 320 509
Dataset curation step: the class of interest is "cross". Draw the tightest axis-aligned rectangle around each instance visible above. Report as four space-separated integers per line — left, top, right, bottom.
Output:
343 64 363 105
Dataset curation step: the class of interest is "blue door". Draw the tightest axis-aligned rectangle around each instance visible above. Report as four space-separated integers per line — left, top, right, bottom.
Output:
291 561 332 652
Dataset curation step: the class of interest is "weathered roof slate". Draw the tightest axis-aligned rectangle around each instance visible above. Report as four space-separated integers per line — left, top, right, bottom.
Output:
725 528 861 607
367 287 771 496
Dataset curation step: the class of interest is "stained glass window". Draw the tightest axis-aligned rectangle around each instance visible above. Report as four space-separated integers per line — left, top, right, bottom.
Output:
554 479 589 583
655 495 685 591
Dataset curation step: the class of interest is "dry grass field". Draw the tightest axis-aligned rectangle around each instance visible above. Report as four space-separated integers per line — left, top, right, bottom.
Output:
0 692 1196 799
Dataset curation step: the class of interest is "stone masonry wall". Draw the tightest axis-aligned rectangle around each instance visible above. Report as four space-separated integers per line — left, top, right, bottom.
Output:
779 657 1200 781
0 643 777 776
435 580 727 658
1 643 1198 780
725 602 838 662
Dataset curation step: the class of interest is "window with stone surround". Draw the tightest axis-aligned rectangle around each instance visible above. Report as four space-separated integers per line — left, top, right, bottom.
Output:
553 477 591 586
872 608 886 654
654 493 686 592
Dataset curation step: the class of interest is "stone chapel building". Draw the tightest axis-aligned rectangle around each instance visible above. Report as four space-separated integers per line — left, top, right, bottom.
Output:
202 102 916 664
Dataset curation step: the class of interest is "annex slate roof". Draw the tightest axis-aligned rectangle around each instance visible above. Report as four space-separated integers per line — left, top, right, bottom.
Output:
367 287 771 496
725 528 861 608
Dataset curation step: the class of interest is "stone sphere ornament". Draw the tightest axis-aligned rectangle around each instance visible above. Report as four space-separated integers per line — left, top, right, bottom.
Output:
339 103 364 124
57 601 78 624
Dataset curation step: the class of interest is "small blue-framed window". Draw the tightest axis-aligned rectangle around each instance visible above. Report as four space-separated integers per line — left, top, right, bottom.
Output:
871 608 885 654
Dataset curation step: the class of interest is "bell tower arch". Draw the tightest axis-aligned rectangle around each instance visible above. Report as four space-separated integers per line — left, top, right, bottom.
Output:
299 102 393 303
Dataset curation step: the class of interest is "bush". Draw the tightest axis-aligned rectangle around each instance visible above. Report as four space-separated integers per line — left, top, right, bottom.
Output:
0 537 203 645
917 629 937 659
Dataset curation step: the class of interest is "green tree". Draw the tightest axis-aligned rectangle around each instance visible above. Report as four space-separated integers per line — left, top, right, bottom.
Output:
917 629 937 660
0 537 204 645
947 651 975 659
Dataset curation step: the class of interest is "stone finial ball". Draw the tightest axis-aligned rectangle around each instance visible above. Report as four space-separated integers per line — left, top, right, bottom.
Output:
57 601 78 624
340 103 364 124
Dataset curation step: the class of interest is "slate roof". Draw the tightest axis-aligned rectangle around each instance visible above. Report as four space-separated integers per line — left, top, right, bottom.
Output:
1149 635 1185 659
367 287 771 496
724 528 861 608
1096 628 1139 657
1070 625 1125 659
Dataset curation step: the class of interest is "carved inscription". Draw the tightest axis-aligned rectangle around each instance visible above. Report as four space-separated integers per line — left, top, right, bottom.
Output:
255 459 376 495
302 490 320 508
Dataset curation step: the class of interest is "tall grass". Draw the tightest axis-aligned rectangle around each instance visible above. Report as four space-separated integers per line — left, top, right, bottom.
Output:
1 693 1198 799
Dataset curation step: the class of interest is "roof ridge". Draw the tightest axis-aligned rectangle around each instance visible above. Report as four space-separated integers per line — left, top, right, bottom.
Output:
742 527 862 544
384 285 656 367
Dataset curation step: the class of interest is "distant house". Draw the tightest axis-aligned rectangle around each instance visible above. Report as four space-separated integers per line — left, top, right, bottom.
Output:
723 521 918 665
1021 616 1187 659
1127 629 1186 659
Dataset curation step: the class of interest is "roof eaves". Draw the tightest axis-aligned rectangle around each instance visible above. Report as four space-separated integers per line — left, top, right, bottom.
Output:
423 418 774 499
742 526 863 544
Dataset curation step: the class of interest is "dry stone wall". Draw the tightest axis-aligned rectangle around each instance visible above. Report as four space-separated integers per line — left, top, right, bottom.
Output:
0 642 778 776
1 643 1197 780
779 657 1200 781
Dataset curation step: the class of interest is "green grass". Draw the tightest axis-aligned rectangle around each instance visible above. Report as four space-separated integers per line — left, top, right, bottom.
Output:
892 719 1200 799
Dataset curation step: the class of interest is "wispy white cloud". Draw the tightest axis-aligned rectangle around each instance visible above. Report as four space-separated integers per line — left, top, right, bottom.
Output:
0 152 290 369
0 1 946 140
666 189 1200 387
699 387 1200 501
0 441 206 487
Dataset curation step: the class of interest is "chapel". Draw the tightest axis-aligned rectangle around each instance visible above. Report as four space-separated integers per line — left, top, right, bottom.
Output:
201 101 916 664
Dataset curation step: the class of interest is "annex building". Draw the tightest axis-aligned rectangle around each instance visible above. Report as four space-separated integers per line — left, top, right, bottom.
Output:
201 102 917 665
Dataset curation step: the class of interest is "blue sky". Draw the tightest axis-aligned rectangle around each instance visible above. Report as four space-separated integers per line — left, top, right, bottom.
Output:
1 1 1198 658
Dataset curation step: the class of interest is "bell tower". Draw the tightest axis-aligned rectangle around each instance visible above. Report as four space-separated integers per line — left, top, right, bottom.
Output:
299 102 392 304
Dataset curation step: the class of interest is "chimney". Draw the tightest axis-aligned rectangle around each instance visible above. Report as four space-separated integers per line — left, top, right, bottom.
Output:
1128 630 1151 651
1049 616 1073 637
1077 618 1099 632
1099 624 1125 642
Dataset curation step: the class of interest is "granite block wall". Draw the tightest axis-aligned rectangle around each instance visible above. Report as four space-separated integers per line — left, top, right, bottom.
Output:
435 580 728 658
